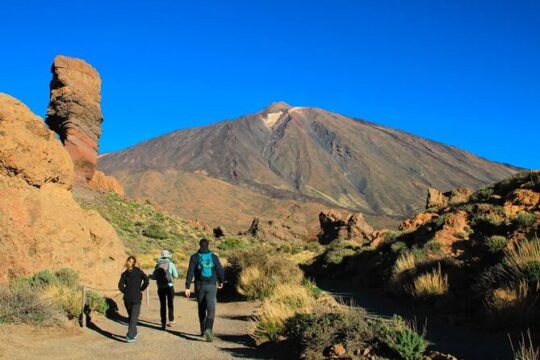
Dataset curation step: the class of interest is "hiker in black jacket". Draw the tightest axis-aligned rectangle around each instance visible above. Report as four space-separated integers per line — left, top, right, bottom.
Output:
185 238 225 342
118 256 149 343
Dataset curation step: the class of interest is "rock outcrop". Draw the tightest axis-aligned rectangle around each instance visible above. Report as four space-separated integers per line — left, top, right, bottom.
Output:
318 209 374 244
88 170 125 196
426 187 472 209
244 210 309 242
426 187 448 209
46 55 103 182
0 93 125 288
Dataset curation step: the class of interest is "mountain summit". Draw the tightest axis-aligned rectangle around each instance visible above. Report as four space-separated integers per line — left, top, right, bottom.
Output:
99 104 518 230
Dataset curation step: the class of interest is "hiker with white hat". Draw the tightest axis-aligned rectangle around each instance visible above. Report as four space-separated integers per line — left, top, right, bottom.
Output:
153 249 179 330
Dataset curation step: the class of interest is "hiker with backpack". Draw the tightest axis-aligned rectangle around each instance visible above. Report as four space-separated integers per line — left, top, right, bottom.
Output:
153 250 179 330
118 256 149 343
185 238 225 342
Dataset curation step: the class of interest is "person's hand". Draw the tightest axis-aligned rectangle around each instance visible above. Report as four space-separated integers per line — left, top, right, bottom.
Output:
217 283 224 289
185 289 191 298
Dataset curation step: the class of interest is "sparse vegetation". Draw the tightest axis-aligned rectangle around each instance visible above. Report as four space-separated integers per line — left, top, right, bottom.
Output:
380 316 427 360
504 238 540 283
486 235 508 253
510 330 540 360
392 252 419 280
471 187 494 203
515 212 537 229
391 241 407 253
1 269 109 325
409 265 449 298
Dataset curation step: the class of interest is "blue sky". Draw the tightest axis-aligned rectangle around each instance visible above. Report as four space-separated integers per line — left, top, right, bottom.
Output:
1 0 538 168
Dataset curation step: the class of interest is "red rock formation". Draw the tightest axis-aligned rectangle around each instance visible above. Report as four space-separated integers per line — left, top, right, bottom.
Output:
398 212 437 231
244 210 309 242
318 209 374 244
88 170 125 196
0 93 126 288
46 55 103 182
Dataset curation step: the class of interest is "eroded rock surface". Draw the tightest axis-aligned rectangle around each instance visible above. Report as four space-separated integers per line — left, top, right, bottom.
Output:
0 93 125 288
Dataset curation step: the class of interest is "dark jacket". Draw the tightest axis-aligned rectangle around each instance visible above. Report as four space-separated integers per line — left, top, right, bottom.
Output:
185 249 225 288
118 267 149 303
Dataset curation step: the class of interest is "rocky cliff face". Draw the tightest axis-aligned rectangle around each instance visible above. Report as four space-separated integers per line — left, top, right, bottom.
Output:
0 93 126 288
46 55 103 182
45 55 123 196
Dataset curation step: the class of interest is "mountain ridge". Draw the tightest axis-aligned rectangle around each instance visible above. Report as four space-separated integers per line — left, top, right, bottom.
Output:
99 102 519 230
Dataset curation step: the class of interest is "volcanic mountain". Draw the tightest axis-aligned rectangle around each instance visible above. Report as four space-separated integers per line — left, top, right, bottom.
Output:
99 102 518 232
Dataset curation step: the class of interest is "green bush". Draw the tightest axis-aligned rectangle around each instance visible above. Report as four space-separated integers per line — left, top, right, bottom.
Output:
87 290 109 315
380 316 427 360
218 237 248 251
433 214 449 229
471 187 494 203
285 309 373 359
28 270 57 288
54 268 80 288
425 240 443 253
514 212 536 229
385 231 404 243
391 241 407 253
143 224 168 239
485 235 508 253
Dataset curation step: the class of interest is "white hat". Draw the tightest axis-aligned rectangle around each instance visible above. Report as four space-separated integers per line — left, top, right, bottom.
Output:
161 250 172 258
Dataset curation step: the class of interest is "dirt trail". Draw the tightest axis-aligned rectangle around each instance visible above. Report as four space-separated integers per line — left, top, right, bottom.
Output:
0 282 272 360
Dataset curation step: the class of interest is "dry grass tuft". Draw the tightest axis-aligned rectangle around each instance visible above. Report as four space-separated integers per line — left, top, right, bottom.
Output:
409 265 449 297
392 252 418 279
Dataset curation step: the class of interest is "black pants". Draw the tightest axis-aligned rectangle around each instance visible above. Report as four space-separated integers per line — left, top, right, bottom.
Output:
195 282 217 333
157 286 175 326
124 301 141 339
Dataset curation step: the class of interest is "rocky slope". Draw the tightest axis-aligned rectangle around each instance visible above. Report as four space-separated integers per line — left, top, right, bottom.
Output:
0 93 126 288
313 170 540 327
100 102 518 231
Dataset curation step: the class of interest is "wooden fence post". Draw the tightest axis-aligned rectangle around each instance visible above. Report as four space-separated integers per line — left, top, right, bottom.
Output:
81 285 87 328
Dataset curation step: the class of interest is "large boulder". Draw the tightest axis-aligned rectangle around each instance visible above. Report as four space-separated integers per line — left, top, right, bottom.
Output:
0 94 126 288
46 55 103 182
318 209 373 244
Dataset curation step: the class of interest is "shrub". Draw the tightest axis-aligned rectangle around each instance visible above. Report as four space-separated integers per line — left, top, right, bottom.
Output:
385 231 404 243
409 265 449 298
323 240 359 265
29 270 58 288
433 214 449 229
40 283 82 319
54 268 80 288
424 240 443 254
142 224 168 239
471 187 494 203
380 316 427 360
284 307 373 359
504 239 540 283
472 211 505 231
217 237 248 251
0 286 61 325
486 235 508 253
515 212 537 229
87 290 109 315
391 241 407 253
486 281 538 326
252 283 316 343
228 247 303 300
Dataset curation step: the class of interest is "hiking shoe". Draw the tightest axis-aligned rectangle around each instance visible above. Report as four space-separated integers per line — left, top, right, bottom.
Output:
126 336 137 343
161 323 167 331
167 321 176 327
204 329 213 342
134 333 140 340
